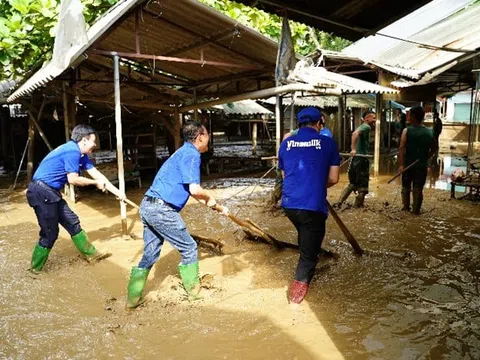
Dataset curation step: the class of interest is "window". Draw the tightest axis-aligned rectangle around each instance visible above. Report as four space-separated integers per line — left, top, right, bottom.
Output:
453 103 471 122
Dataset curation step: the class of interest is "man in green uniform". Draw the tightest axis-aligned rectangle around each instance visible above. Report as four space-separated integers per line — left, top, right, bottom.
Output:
398 106 435 214
336 110 376 207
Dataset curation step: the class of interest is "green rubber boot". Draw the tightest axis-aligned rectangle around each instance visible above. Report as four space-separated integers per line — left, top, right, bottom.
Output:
126 266 150 309
178 262 201 299
30 243 51 274
71 230 111 262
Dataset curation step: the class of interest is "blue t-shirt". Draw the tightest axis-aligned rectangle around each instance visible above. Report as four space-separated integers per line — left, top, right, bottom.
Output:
146 142 201 211
319 128 333 138
33 140 94 190
278 127 340 215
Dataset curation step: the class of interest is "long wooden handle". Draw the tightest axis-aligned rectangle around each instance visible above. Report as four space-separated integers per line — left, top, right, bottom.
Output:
326 201 364 256
387 159 420 184
104 182 140 210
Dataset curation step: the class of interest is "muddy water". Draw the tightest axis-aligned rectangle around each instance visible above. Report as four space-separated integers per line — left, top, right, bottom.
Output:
1 173 479 359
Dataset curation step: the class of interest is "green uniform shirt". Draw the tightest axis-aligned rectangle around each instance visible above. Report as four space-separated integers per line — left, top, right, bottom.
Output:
406 125 434 169
355 123 371 155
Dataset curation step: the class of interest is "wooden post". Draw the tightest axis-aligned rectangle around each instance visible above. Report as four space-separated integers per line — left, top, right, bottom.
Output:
289 93 295 131
252 122 258 155
337 96 344 151
275 95 282 153
62 82 76 202
113 54 128 236
0 107 8 168
193 87 198 121
174 104 182 150
26 117 35 184
374 94 383 178
388 101 392 150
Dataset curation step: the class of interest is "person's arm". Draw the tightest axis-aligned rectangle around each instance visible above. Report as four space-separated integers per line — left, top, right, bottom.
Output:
398 128 408 172
84 167 126 199
189 184 228 215
327 166 340 188
282 131 292 141
350 130 360 156
67 171 105 190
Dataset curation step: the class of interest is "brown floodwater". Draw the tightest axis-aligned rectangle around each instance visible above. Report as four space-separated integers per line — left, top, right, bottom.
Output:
1 157 479 359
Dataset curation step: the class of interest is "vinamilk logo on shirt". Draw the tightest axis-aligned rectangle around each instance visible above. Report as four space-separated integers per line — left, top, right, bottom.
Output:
286 139 322 151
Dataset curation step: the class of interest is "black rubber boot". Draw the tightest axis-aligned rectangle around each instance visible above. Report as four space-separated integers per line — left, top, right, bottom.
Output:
354 191 367 208
337 184 355 206
412 189 423 215
401 188 411 211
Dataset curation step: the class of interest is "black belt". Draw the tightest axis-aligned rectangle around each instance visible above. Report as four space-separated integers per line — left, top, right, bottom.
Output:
144 195 167 205
32 180 61 194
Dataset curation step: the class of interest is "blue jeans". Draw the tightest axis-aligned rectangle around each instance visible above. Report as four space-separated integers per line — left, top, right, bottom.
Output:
26 181 82 249
138 197 197 269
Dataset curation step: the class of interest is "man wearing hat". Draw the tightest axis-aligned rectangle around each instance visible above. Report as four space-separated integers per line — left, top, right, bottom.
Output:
271 108 331 206
337 110 376 207
278 107 340 304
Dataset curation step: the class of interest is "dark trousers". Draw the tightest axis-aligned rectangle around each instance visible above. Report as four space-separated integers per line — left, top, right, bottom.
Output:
348 157 370 193
401 168 427 192
26 182 82 249
283 208 326 283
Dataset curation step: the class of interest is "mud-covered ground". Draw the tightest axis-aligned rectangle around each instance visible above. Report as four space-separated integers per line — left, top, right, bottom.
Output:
1 172 479 359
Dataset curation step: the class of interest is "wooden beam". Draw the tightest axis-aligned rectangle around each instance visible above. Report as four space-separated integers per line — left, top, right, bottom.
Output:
164 29 236 57
90 50 263 70
79 96 174 111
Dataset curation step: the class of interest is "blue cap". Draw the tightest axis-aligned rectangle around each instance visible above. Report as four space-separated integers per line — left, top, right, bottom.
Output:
297 107 321 124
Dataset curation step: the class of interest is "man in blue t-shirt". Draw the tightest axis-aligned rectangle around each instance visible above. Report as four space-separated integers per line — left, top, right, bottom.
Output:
278 107 341 304
271 108 332 206
27 125 114 274
126 121 228 309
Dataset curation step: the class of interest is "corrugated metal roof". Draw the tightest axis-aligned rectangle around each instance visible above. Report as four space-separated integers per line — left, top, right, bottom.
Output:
214 100 272 115
8 0 279 103
262 94 405 109
288 65 399 94
342 0 480 79
8 0 138 102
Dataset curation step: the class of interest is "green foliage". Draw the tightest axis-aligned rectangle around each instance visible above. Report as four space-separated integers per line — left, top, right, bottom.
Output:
0 0 118 81
199 0 351 55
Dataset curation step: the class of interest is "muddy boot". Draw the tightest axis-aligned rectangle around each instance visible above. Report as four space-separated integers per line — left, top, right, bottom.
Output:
412 190 423 215
401 188 411 211
71 230 112 263
179 262 201 300
30 243 51 274
125 266 150 309
288 280 309 304
354 191 367 208
336 184 355 207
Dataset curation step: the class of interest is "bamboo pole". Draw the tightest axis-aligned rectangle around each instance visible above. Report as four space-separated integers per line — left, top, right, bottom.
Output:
113 54 128 236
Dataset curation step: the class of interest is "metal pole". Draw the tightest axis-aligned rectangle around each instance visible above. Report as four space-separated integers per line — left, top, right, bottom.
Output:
113 54 128 236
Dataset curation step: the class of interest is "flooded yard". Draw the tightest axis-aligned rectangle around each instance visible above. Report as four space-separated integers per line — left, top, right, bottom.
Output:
1 166 479 359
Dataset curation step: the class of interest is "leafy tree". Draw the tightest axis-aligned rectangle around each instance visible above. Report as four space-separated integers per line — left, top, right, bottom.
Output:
0 0 117 81
199 0 351 55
